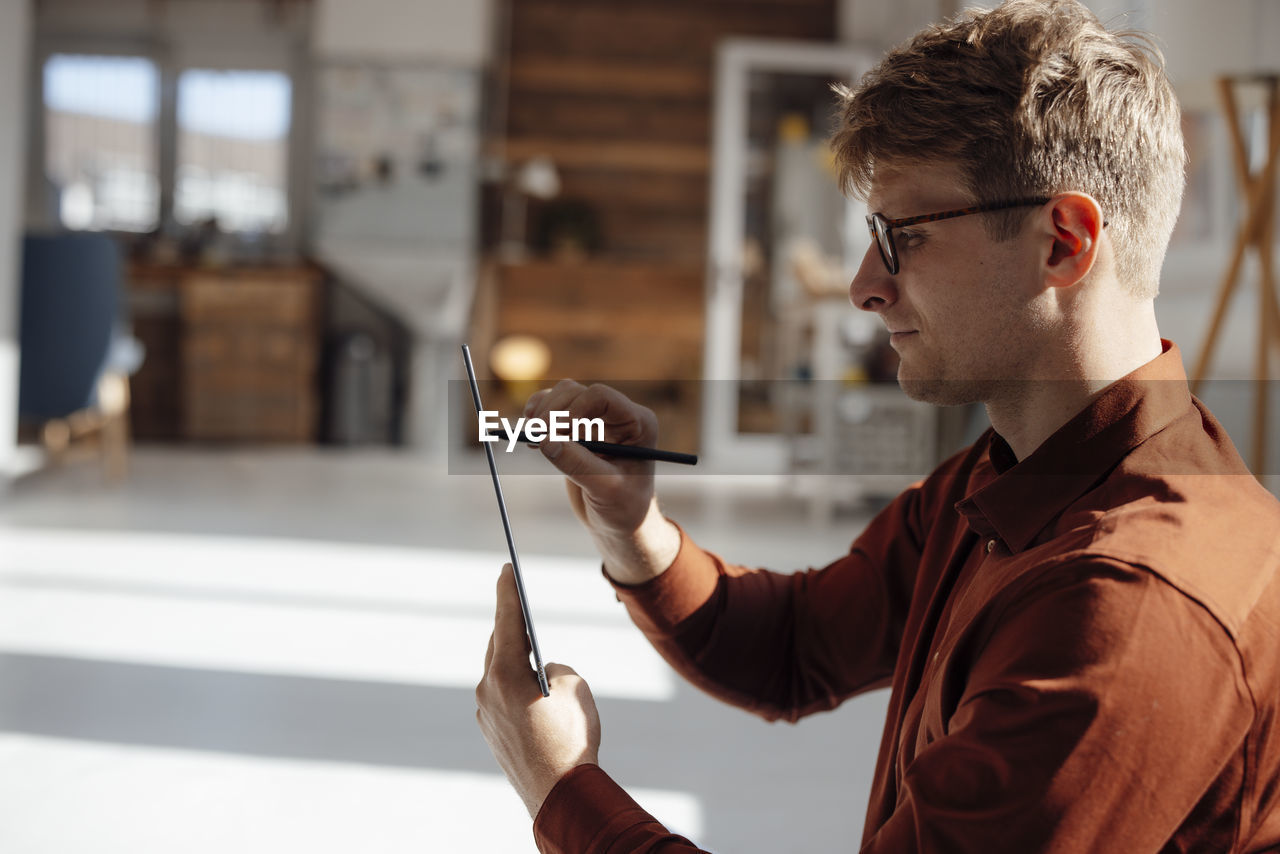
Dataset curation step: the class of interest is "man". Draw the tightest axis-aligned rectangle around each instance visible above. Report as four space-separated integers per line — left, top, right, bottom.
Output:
476 1 1280 850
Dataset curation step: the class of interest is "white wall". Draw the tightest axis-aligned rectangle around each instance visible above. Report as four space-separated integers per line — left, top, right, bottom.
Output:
0 0 32 485
313 0 493 65
839 0 952 46
1149 0 1279 89
839 0 1277 98
309 0 493 455
34 0 310 64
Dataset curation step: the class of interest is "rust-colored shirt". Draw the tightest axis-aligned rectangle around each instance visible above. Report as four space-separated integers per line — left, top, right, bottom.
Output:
533 341 1280 853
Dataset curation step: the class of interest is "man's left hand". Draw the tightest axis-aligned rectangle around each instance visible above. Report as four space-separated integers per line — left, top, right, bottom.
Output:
476 564 602 819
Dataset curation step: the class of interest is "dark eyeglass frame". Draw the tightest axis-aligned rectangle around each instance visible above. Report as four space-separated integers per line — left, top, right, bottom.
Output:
865 197 1053 275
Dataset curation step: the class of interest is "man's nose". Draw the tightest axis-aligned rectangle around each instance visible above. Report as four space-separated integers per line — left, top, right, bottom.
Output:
849 243 897 313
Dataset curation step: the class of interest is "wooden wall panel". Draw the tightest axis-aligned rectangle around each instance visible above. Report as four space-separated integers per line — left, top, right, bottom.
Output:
506 94 710 144
477 260 706 450
510 2 834 64
509 59 710 98
503 0 838 265
484 0 838 448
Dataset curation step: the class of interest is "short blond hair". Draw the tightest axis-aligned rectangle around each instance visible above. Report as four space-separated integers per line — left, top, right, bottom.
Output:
831 0 1185 298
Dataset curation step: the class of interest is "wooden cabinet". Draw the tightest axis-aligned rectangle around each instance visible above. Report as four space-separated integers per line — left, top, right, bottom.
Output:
180 268 321 442
127 264 185 440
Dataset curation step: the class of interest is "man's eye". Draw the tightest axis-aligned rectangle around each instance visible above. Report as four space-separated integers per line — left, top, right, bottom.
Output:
897 229 925 248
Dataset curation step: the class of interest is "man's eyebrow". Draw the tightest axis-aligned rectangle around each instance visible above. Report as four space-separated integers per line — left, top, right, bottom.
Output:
868 195 920 218
870 204 916 220
871 197 964 221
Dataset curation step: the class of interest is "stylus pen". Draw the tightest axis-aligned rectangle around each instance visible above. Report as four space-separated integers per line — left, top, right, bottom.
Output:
488 431 699 466
461 345 550 698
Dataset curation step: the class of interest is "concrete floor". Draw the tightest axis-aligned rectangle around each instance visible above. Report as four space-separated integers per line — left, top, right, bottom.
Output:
0 446 888 854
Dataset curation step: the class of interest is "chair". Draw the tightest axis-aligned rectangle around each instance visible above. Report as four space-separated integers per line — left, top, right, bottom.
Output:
18 232 137 479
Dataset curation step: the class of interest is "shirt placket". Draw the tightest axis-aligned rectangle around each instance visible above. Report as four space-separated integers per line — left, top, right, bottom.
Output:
894 521 1002 793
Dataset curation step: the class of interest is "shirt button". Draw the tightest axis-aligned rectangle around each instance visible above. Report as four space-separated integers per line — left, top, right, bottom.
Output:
986 539 997 553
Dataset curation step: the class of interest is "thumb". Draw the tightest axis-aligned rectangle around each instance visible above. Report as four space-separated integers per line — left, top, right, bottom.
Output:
493 563 531 657
543 662 579 680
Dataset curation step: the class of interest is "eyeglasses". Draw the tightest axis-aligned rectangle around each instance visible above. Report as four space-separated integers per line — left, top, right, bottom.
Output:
865 198 1052 275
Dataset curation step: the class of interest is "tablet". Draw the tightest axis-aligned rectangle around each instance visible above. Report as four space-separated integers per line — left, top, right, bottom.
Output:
461 344 550 697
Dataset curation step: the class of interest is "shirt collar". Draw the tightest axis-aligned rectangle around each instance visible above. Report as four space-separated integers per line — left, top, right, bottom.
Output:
955 339 1193 552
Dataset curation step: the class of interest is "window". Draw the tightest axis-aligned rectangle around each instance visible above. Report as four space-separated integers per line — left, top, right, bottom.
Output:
40 56 294 237
43 53 160 232
175 69 291 234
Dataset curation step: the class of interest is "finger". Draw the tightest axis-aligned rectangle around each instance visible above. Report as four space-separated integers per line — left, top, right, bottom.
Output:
578 383 658 446
522 388 552 418
483 629 495 675
526 381 588 454
537 384 658 477
538 383 656 446
526 379 586 424
492 563 530 659
539 432 622 476
522 389 554 446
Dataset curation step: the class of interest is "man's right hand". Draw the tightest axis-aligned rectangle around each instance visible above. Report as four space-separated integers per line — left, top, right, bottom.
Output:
522 380 680 585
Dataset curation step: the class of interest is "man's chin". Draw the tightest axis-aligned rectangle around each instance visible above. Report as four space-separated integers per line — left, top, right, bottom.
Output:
898 373 984 407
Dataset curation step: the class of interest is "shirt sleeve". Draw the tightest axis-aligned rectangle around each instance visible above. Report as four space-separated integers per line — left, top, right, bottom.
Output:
862 559 1253 853
611 484 928 722
530 487 931 853
533 764 709 854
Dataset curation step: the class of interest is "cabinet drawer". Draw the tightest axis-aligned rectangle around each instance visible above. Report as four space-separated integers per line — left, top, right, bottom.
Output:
183 368 314 396
184 329 315 373
183 276 316 326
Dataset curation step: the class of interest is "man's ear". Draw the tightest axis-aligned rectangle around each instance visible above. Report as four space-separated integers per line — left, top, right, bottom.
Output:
1042 193 1105 289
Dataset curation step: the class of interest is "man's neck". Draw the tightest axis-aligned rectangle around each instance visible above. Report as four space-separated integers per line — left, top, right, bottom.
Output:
986 310 1164 461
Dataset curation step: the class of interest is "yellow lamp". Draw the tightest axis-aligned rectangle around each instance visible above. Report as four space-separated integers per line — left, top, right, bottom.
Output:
490 335 552 401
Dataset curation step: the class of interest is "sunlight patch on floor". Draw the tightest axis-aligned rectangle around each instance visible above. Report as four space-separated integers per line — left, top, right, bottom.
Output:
0 527 675 701
0 734 703 854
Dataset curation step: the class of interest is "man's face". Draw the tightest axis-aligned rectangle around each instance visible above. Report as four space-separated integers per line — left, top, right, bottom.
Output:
850 161 1045 406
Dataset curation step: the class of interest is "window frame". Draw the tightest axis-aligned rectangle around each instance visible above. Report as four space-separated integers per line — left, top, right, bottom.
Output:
172 65 295 236
29 33 305 253
29 36 166 234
